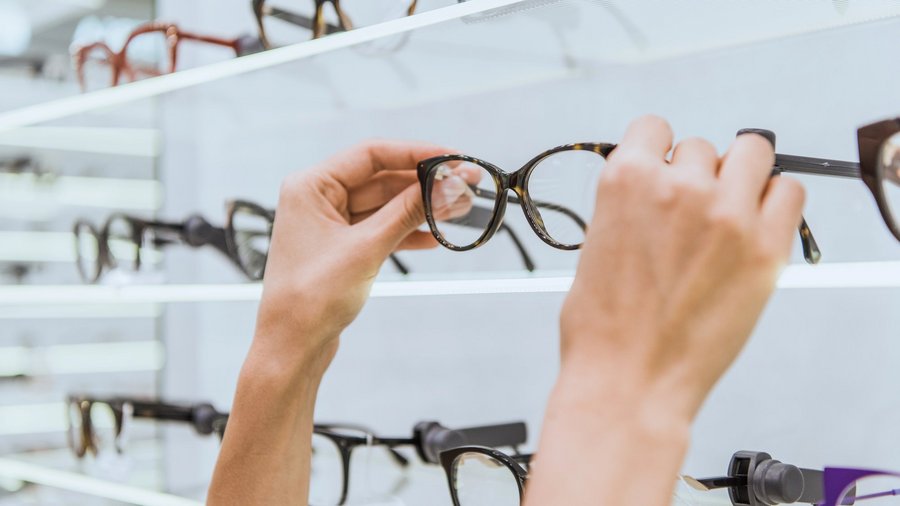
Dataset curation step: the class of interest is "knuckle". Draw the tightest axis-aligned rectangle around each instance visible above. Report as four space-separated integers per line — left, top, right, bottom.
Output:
706 206 749 238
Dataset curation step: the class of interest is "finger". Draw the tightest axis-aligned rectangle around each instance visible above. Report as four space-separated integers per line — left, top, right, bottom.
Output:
759 176 806 259
396 230 439 250
317 139 452 190
611 114 674 161
671 137 719 177
348 171 417 215
718 133 776 210
357 183 428 255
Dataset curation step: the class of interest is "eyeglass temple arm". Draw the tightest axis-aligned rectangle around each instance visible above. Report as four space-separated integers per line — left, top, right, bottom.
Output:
471 186 588 231
130 400 227 436
774 154 862 179
314 423 412 467
389 253 410 274
449 204 537 271
737 129 825 265
266 6 343 35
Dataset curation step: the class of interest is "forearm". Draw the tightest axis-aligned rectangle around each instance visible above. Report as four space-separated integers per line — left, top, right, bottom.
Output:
208 340 335 505
523 364 693 506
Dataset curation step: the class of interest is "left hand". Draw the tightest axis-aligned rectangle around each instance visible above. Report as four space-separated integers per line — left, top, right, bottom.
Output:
253 140 451 371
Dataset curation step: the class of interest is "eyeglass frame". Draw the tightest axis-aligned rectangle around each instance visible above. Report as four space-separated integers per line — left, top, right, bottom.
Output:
308 420 527 506
71 22 259 90
419 140 828 264
73 212 238 283
418 142 613 252
439 445 532 506
252 0 419 46
66 395 228 459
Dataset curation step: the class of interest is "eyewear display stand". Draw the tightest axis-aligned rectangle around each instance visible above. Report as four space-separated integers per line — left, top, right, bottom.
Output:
1 1 898 129
1 2 899 506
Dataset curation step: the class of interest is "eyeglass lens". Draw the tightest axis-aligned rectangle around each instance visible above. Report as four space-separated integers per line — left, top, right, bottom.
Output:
837 474 900 505
310 427 405 505
878 132 900 230
230 206 272 280
74 223 101 283
426 160 497 249
526 149 604 247
123 31 173 82
452 452 520 506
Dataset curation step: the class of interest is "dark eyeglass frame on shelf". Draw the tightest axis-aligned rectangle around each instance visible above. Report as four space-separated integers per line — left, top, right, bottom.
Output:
252 0 419 46
66 395 228 458
71 22 262 90
742 118 900 245
439 445 532 506
73 212 236 283
223 199 412 280
685 450 900 506
309 420 527 506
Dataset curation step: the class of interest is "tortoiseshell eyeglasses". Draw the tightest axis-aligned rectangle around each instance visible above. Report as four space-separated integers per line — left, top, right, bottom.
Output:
252 0 419 47
70 22 262 91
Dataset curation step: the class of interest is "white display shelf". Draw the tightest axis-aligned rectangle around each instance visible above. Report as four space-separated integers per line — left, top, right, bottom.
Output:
0 458 201 506
0 0 897 130
0 442 202 506
0 261 898 306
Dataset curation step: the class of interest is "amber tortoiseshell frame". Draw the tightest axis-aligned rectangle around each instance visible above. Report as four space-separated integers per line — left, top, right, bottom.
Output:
418 143 614 252
252 0 419 46
71 22 259 90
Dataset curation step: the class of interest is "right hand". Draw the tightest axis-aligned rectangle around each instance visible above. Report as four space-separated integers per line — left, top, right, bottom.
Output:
559 115 805 419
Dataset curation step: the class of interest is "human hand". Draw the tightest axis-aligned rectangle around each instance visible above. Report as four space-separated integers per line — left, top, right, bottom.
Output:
252 140 452 371
559 115 805 419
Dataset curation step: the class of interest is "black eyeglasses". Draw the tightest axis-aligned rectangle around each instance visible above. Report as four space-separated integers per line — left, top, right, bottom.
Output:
439 445 532 506
65 395 228 459
418 143 609 254
223 199 413 280
252 0 419 46
683 450 900 506
72 212 236 283
307 420 527 506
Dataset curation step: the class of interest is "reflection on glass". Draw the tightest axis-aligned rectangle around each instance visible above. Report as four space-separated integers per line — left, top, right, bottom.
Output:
527 148 604 247
427 161 494 248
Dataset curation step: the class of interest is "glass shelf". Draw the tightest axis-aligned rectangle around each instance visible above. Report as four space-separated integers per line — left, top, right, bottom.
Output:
0 0 897 131
0 261 898 307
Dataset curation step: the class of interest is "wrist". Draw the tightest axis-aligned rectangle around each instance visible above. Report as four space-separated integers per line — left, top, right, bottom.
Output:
553 356 697 438
243 331 339 390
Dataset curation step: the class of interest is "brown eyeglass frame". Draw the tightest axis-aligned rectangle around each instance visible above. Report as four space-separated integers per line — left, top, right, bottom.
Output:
419 141 824 264
71 22 254 90
418 143 612 253
252 0 419 47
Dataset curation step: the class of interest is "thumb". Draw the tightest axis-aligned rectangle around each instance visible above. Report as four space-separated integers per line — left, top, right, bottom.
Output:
363 182 428 256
